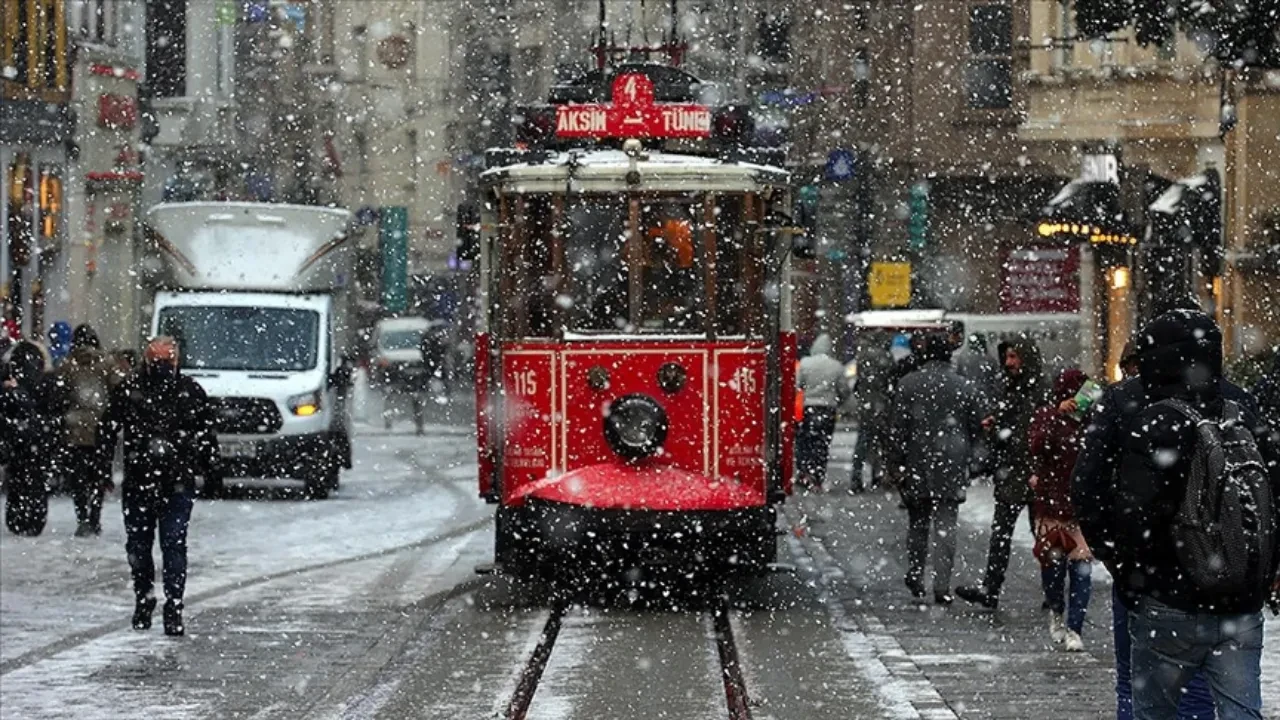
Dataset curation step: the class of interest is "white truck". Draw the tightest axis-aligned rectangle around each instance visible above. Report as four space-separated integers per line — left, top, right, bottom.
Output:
145 202 356 499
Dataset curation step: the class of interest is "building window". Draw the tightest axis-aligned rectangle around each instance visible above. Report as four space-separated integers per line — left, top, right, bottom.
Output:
852 48 869 109
145 0 185 98
1057 0 1073 68
966 4 1013 109
756 10 790 64
2 0 68 92
69 0 118 46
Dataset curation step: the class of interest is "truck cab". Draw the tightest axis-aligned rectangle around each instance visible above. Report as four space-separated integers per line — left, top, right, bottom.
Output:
146 202 355 499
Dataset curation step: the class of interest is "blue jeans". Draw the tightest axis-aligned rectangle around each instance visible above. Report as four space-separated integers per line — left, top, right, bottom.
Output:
1041 558 1092 633
1128 599 1264 720
123 487 194 602
1113 588 1216 719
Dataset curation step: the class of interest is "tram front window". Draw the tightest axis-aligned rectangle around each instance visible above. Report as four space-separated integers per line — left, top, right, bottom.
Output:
638 201 702 331
565 197 630 332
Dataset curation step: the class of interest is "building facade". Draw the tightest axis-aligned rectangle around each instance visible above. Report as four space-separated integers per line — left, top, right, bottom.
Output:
2 0 74 339
789 0 1067 347
1022 0 1279 368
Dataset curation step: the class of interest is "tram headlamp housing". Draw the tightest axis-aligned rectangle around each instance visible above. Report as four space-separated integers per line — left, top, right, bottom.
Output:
604 394 669 461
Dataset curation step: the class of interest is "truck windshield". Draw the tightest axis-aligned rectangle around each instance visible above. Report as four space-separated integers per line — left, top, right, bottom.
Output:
158 306 321 372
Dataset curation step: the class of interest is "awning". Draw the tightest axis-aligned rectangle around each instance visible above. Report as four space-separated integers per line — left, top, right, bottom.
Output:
1040 179 1123 229
1150 172 1214 218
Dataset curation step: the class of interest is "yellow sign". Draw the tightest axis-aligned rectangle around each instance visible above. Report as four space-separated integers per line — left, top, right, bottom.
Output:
869 262 912 308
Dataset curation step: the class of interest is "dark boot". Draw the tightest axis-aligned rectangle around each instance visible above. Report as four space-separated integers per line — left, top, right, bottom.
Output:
904 576 926 599
956 584 999 610
163 600 184 637
132 596 157 630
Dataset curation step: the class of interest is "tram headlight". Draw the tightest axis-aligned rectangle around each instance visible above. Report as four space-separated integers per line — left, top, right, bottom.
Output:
604 394 669 461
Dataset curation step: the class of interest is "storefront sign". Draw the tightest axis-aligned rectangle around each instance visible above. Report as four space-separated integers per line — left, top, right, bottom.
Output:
98 94 138 129
555 74 711 139
868 261 912 308
1000 246 1080 313
1080 154 1118 184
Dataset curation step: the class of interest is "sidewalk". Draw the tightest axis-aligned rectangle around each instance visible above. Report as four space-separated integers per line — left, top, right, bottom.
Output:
790 430 1280 719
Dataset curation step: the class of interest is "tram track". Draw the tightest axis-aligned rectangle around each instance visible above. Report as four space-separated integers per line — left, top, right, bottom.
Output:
501 595 754 720
0 514 493 676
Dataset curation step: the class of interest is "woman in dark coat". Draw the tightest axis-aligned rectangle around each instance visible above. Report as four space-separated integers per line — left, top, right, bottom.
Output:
1 340 60 535
1028 368 1093 652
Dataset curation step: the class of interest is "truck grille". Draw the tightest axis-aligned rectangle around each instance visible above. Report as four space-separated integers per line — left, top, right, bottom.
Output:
211 397 283 434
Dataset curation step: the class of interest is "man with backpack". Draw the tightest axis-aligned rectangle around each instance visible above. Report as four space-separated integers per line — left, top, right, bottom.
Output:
1107 310 1278 720
99 337 219 636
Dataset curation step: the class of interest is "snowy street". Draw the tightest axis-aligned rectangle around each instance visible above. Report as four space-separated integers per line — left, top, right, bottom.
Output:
1 428 1277 719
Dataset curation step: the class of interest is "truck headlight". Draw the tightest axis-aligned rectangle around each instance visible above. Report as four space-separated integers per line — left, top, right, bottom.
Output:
288 390 322 417
604 394 668 461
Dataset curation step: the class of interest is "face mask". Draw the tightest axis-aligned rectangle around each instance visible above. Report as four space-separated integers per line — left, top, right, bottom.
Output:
146 362 177 380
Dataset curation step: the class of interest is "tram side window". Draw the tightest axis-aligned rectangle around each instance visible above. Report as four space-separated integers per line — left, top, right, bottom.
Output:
715 195 748 337
565 197 629 332
523 196 556 338
639 200 704 332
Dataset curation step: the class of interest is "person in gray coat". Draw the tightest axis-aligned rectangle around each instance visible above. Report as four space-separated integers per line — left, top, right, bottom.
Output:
796 333 848 489
887 333 986 605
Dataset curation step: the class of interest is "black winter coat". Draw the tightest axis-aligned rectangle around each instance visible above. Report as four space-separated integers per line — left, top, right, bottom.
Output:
99 369 219 496
1078 311 1278 614
991 338 1047 504
0 342 62 474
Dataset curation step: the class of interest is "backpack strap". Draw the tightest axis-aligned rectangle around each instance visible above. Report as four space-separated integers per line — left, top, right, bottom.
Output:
1160 397 1204 425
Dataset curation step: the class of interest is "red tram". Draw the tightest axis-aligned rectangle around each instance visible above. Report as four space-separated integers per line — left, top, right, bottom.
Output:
472 50 799 577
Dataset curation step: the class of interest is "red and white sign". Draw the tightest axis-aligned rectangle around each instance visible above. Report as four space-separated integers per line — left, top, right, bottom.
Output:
1000 245 1081 314
555 73 712 139
97 93 137 130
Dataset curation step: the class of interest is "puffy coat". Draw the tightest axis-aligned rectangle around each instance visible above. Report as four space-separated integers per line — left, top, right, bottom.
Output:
1028 368 1087 522
797 334 847 409
887 340 985 503
991 337 1048 504
1 341 62 470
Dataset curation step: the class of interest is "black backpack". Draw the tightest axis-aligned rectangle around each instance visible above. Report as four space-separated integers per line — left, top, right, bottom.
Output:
1163 398 1276 597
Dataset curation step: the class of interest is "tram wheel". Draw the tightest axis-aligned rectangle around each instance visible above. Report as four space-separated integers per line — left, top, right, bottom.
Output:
495 506 543 578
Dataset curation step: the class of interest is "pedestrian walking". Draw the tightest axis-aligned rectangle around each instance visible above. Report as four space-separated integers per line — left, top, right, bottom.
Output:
1028 368 1093 652
795 333 847 490
0 340 59 536
51 325 125 536
1107 310 1278 720
848 339 895 493
956 335 1047 610
1073 335 1227 720
953 333 1000 406
887 333 985 605
99 337 219 636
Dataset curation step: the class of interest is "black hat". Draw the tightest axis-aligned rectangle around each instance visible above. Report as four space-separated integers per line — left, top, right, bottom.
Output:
72 324 100 350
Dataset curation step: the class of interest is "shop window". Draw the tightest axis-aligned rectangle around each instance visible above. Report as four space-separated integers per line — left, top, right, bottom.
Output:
966 4 1013 109
38 167 61 241
2 0 68 92
756 11 791 64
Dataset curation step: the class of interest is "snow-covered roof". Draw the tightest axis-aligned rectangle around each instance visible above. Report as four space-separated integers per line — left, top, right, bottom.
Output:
1150 172 1208 216
481 149 789 194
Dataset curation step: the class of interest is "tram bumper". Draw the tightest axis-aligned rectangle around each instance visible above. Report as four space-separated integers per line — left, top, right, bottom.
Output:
506 463 776 572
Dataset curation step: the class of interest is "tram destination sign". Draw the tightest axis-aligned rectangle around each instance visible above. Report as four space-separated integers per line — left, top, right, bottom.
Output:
555 73 712 140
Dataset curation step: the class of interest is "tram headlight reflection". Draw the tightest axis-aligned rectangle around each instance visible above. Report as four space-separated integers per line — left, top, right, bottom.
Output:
604 394 669 461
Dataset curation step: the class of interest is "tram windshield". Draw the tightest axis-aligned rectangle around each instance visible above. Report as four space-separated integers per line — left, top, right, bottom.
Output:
493 191 772 339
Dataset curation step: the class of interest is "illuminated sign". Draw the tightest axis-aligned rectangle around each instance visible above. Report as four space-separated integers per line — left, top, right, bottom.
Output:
554 73 712 140
1036 222 1137 246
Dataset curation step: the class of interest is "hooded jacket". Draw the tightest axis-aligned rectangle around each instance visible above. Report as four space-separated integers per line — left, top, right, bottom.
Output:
1028 368 1087 522
991 336 1048 504
797 334 847 409
1111 311 1279 614
53 342 124 447
0 340 61 470
887 334 986 502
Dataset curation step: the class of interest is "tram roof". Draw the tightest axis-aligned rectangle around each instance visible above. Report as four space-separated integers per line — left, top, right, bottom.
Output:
480 149 790 194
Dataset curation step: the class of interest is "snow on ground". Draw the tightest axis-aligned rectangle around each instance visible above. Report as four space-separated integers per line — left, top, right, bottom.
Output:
0 430 486 664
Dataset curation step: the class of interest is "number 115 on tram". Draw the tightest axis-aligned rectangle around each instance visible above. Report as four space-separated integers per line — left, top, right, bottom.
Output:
470 74 803 578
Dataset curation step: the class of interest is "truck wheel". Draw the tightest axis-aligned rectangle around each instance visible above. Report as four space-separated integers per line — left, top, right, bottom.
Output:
305 465 334 500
